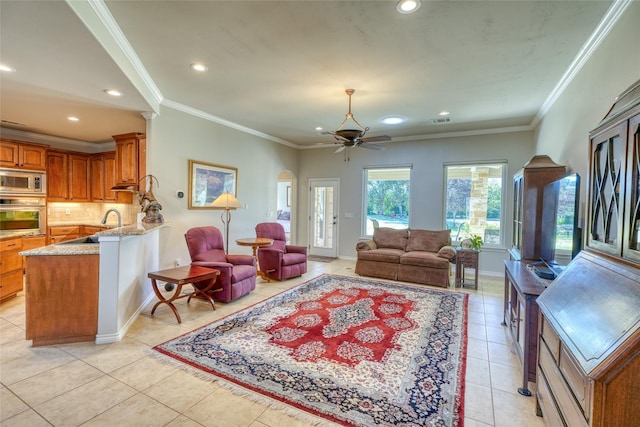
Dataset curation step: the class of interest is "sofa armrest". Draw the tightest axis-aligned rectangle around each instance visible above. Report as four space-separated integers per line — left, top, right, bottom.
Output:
225 254 256 267
356 240 377 251
437 245 457 262
286 245 307 255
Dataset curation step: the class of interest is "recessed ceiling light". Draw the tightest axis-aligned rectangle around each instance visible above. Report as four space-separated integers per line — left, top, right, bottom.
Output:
380 116 406 125
0 64 16 72
315 126 323 131
439 111 451 116
396 0 421 14
67 116 79 122
104 89 123 97
190 63 208 72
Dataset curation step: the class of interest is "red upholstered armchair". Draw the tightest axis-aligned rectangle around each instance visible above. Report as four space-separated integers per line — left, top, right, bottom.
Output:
184 226 256 303
255 222 307 281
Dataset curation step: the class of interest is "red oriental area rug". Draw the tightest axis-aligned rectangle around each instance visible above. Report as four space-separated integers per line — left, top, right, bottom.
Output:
152 274 468 426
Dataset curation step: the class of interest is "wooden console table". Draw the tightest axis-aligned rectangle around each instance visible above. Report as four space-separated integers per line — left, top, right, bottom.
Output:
148 265 220 323
503 260 546 396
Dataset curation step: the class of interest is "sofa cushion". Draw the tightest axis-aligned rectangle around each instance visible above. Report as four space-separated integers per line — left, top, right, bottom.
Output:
357 248 405 263
400 251 450 268
373 227 408 250
406 229 451 252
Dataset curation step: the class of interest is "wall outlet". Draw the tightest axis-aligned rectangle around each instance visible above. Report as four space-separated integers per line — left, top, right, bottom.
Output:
65 208 71 215
175 259 181 267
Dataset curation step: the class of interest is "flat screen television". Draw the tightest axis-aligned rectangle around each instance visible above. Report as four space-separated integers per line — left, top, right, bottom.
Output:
535 173 581 280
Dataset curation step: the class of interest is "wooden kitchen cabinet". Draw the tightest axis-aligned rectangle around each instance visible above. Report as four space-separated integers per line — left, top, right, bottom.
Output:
25 254 99 346
0 236 23 302
510 155 565 262
0 139 47 170
113 132 146 190
47 150 90 201
48 225 80 244
82 225 107 236
90 151 132 203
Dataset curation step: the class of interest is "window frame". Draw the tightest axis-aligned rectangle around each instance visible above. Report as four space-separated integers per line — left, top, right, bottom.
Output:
443 161 507 248
362 164 413 237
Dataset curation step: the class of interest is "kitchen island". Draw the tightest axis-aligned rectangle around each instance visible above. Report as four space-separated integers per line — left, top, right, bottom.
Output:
21 222 170 345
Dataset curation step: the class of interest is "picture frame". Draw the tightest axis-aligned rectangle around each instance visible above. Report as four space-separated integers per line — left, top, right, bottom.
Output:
188 160 238 209
286 185 291 207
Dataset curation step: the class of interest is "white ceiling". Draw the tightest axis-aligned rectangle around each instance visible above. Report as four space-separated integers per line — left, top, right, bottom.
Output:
0 0 620 149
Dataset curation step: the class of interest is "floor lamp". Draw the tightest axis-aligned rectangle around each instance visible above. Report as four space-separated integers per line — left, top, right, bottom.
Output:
211 192 242 253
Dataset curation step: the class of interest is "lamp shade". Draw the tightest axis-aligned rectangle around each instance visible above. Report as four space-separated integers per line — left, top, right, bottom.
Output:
211 192 242 209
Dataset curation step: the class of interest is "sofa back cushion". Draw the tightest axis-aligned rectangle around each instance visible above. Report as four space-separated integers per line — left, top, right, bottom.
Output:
373 227 408 250
406 229 451 252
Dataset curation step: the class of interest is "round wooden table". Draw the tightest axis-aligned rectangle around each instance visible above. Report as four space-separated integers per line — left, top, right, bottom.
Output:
236 237 274 281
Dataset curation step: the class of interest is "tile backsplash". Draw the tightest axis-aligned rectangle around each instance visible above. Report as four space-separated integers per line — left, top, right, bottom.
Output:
47 202 138 226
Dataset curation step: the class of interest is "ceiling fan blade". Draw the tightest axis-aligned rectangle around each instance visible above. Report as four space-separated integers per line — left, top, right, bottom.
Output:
334 146 346 153
361 135 391 143
360 142 386 150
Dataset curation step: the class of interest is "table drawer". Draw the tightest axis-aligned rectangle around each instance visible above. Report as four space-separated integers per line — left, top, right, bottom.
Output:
537 370 566 427
559 344 590 416
539 341 588 427
540 316 560 363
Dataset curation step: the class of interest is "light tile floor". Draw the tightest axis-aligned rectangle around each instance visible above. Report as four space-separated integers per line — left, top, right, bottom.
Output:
1 259 545 426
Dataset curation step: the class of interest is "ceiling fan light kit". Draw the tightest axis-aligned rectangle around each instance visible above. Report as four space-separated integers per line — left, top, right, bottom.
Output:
325 89 392 153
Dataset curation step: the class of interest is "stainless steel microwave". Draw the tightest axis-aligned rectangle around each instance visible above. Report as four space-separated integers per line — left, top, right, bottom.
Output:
0 169 46 196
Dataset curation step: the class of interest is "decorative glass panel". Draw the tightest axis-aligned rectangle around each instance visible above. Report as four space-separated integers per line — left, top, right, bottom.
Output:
590 136 623 246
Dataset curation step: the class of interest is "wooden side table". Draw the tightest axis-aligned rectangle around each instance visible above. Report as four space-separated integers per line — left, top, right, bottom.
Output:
236 237 274 281
148 265 220 323
455 249 479 289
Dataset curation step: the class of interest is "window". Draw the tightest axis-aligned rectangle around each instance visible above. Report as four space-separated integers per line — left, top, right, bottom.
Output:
364 166 411 235
444 163 506 246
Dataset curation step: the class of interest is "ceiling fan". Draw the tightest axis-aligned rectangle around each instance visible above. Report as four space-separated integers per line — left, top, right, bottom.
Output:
322 89 391 153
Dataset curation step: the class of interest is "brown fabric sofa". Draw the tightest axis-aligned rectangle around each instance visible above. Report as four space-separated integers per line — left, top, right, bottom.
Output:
355 228 457 288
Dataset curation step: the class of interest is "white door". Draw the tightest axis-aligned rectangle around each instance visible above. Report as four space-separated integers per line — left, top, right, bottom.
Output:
309 179 338 258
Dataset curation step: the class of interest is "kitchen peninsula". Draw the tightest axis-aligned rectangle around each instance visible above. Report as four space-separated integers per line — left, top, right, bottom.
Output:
21 221 170 346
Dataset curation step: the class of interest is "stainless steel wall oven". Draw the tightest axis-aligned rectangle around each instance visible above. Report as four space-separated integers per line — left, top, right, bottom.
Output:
0 197 46 236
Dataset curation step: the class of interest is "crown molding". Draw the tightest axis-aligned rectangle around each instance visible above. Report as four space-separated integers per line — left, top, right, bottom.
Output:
532 0 633 129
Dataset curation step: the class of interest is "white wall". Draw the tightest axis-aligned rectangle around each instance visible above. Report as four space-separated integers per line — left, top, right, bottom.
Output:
298 131 535 274
147 105 299 269
534 2 640 233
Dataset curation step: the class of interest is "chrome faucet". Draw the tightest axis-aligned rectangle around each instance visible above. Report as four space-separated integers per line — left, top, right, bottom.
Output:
101 208 122 228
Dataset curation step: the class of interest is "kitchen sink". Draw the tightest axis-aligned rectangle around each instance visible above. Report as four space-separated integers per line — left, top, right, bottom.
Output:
58 235 100 244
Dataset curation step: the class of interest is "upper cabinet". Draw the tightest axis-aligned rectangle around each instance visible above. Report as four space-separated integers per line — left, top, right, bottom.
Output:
587 79 640 263
47 150 90 202
90 151 132 204
113 132 146 191
510 155 566 262
0 140 47 170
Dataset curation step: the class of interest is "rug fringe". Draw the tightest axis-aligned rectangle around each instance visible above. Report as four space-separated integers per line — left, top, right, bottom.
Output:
147 349 341 427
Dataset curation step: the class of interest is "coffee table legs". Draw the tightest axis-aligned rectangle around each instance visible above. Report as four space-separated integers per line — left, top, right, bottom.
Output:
150 276 221 323
150 278 185 323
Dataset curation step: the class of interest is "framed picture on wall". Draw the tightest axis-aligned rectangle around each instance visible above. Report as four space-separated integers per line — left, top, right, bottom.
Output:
188 160 238 209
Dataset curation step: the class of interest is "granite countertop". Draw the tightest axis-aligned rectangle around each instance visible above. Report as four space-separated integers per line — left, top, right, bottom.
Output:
20 222 170 256
0 230 47 240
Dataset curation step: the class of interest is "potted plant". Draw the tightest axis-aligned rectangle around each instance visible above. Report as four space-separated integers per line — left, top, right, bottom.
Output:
469 234 484 251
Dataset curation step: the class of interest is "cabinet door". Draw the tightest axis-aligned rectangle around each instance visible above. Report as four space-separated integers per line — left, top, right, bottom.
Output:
47 151 69 201
624 113 640 262
20 145 47 170
90 154 105 202
68 154 90 201
115 138 138 185
512 175 523 254
587 122 628 256
0 140 20 168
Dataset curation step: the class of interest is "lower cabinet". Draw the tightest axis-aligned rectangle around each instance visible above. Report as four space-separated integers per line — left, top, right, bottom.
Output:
48 226 80 244
0 237 23 302
25 254 99 346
